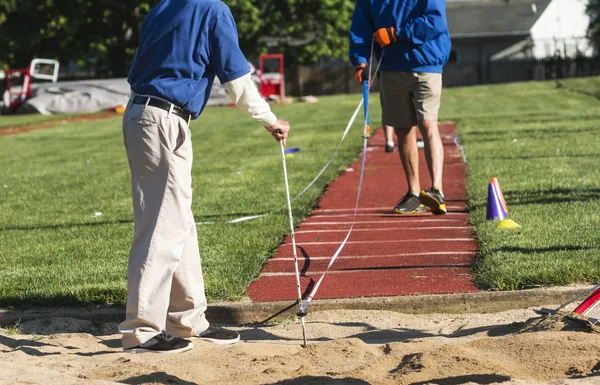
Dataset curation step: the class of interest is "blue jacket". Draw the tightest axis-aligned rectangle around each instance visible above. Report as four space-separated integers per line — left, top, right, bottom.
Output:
349 0 451 73
128 0 250 120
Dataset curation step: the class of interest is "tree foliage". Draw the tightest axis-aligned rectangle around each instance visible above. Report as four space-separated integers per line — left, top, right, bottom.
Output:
588 0 600 51
0 0 355 75
232 0 355 65
0 0 155 74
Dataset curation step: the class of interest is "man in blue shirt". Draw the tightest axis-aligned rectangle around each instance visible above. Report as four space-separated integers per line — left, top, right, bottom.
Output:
119 0 290 354
350 0 451 215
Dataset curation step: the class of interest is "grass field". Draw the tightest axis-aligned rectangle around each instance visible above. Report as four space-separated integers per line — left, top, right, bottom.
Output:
0 96 370 305
0 113 74 129
1 76 600 306
441 77 600 290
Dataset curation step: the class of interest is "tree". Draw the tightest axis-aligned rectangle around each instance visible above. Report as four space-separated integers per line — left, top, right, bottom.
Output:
237 0 355 65
0 0 356 75
588 0 600 51
0 0 153 75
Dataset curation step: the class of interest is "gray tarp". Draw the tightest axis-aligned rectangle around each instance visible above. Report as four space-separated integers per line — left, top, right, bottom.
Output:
16 76 235 115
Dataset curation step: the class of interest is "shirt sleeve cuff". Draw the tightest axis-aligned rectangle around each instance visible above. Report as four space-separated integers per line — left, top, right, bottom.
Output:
218 68 251 84
350 56 368 67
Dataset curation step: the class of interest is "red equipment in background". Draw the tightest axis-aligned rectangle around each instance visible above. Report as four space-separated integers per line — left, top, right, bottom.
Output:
3 59 59 113
259 54 285 104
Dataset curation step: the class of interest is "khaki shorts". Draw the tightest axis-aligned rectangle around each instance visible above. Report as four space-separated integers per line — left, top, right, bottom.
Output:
379 71 442 128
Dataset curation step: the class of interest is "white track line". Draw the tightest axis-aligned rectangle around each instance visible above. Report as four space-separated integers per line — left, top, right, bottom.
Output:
306 212 468 218
312 206 465 213
260 267 474 277
284 238 474 246
295 226 471 234
268 251 476 262
303 219 468 226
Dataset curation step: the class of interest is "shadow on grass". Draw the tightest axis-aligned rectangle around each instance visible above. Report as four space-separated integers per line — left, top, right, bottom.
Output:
0 209 291 231
462 118 600 139
0 219 132 232
557 79 600 100
446 110 600 128
469 187 600 211
469 153 600 161
503 188 600 206
489 245 600 254
0 290 127 308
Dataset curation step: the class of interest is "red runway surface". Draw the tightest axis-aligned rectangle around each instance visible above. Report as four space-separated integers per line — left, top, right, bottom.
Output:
247 124 480 303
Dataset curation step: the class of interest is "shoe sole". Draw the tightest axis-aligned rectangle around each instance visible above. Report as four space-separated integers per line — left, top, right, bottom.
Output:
124 342 194 355
393 207 427 214
418 193 447 215
196 335 240 345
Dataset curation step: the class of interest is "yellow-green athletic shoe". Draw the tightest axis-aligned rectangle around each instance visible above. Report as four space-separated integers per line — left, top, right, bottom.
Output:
393 193 427 214
419 187 447 215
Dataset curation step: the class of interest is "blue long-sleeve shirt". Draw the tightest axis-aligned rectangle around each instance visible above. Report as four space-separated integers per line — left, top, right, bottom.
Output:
349 0 451 73
128 0 250 120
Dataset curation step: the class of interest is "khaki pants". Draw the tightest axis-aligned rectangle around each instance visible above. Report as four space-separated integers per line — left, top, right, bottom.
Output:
380 71 442 128
119 100 209 349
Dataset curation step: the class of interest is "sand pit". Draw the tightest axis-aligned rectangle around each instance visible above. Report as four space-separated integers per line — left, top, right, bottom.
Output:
2 307 600 384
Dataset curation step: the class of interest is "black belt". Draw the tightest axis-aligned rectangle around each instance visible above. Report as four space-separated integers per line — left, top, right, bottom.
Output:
132 95 190 121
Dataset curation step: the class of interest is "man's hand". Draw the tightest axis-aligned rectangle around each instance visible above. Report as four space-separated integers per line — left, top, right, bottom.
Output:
373 27 397 48
265 119 290 146
355 63 367 84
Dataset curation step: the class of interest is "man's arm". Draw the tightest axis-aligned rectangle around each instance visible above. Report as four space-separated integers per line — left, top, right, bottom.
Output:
208 7 289 143
396 0 447 45
349 0 374 67
222 74 276 127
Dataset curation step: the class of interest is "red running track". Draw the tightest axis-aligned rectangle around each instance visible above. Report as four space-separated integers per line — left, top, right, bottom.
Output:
246 124 479 303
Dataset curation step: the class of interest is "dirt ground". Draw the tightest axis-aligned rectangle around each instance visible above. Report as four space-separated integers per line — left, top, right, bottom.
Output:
2 307 600 385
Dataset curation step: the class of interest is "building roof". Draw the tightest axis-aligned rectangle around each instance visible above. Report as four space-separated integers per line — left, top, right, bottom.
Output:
446 0 553 38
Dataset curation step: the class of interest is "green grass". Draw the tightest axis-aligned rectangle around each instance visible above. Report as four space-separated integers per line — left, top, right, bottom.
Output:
3 319 22 335
0 114 76 129
0 95 375 306
2 76 600 307
440 77 600 290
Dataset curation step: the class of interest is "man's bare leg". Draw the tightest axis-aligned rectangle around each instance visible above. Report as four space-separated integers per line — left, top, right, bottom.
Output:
384 125 395 153
418 119 444 193
395 125 420 196
417 119 447 215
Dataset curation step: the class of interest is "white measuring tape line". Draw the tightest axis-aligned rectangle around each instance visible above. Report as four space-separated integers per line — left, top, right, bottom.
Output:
300 47 384 312
195 97 365 226
196 50 386 226
299 136 369 312
453 136 467 164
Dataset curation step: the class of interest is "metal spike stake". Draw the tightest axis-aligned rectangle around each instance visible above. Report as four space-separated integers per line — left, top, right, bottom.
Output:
278 138 308 348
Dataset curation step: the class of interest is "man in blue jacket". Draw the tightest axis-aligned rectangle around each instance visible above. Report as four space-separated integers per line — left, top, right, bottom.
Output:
119 0 290 354
350 0 451 215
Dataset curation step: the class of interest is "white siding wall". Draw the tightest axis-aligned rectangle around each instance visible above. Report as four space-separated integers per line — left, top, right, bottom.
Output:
530 0 593 57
